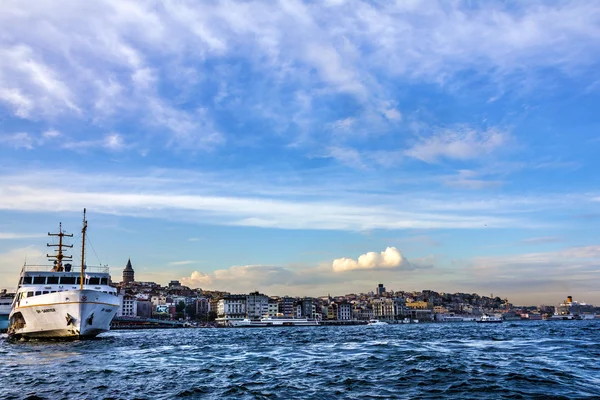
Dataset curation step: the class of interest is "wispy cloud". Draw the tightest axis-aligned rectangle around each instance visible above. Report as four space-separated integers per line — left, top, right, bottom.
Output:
1 1 598 155
405 127 510 163
461 244 600 303
168 260 196 266
0 132 35 150
0 232 47 240
0 169 539 231
519 236 564 245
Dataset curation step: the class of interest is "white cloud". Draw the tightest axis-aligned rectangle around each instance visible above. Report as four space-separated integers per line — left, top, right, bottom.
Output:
405 127 510 163
1 0 597 152
441 170 503 190
0 44 79 117
42 129 61 139
326 147 364 169
61 133 129 152
519 236 563 245
168 260 196 266
180 270 213 287
456 244 600 303
181 265 294 291
383 108 402 121
0 132 35 149
0 232 47 240
0 168 581 231
332 246 405 272
104 133 125 151
0 88 33 118
331 117 356 131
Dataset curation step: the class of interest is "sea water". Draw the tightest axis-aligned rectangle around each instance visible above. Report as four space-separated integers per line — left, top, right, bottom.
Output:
1 321 599 399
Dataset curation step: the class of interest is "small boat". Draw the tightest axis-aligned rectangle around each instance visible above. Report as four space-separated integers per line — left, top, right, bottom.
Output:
367 319 388 326
477 314 503 323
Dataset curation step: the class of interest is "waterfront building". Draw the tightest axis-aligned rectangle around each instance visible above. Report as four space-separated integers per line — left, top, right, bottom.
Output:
277 296 296 317
376 283 386 296
297 298 315 318
151 295 168 307
433 305 448 314
268 299 279 317
372 298 395 319
123 258 135 284
406 300 430 310
216 294 246 325
246 291 269 318
195 297 211 316
118 294 138 317
336 302 352 320
358 307 374 320
325 304 335 320
136 299 152 318
394 297 407 318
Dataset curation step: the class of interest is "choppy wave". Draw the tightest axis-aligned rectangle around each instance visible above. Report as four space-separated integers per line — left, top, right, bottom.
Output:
1 321 599 399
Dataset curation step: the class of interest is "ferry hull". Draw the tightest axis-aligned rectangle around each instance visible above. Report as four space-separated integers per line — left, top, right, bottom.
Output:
9 290 119 339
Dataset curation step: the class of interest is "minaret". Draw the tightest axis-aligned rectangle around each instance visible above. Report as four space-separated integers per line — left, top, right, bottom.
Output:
123 258 135 284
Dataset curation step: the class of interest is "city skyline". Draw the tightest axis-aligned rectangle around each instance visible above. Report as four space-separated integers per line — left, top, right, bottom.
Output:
1 1 600 305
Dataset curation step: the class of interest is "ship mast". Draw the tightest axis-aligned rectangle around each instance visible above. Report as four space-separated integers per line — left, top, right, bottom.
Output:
80 209 87 290
47 222 73 272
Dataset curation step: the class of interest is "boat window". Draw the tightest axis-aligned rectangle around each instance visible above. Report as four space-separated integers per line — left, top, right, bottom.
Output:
22 276 33 284
47 276 59 284
33 276 46 284
27 291 33 298
76 277 81 284
100 278 108 285
43 291 49 294
89 277 100 285
51 291 56 293
60 276 76 285
35 291 42 296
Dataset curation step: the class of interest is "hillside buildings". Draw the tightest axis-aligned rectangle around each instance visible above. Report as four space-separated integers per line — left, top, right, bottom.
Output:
113 261 593 324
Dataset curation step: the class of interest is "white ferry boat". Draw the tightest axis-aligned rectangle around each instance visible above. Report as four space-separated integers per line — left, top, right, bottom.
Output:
477 314 503 323
230 317 320 327
8 210 120 339
367 319 389 326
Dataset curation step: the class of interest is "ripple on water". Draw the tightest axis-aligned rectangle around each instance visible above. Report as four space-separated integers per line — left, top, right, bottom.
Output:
1 322 600 399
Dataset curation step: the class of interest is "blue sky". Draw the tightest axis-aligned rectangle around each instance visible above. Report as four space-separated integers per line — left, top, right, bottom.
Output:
1 0 600 304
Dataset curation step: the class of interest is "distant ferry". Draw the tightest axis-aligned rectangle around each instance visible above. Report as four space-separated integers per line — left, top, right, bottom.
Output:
477 314 503 323
367 319 389 326
8 210 120 339
230 317 320 327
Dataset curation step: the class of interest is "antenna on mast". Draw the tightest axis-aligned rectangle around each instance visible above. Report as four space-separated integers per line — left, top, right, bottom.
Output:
47 222 73 272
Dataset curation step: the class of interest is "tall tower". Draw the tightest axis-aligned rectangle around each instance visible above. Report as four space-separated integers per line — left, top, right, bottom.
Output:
123 258 135 284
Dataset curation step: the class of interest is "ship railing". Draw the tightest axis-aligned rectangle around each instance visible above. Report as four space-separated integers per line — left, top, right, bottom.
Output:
21 265 111 274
